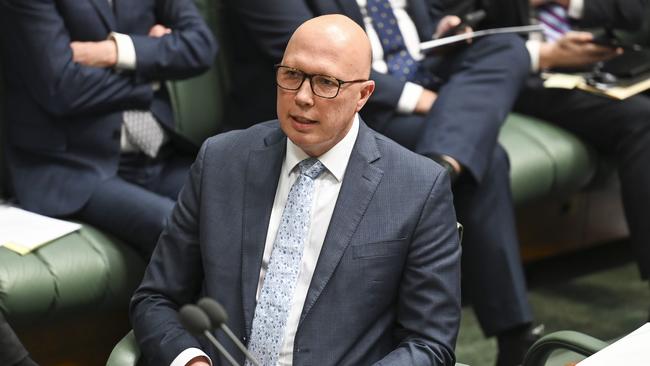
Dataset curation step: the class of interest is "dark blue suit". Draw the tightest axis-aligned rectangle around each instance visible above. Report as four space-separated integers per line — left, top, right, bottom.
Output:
131 120 462 365
0 0 217 255
222 0 533 337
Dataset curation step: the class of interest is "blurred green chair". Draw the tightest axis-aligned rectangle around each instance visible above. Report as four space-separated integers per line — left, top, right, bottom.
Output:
523 330 608 366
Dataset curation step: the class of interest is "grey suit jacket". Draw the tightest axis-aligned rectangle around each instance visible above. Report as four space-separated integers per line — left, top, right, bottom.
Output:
130 120 461 365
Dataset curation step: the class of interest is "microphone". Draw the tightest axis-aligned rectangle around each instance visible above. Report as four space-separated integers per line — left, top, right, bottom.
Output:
197 297 261 366
178 304 241 366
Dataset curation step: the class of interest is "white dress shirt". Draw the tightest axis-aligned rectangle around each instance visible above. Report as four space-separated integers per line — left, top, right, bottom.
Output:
171 115 360 366
357 0 429 114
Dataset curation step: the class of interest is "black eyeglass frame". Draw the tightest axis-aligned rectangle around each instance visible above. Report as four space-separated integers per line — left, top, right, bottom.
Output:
274 64 369 99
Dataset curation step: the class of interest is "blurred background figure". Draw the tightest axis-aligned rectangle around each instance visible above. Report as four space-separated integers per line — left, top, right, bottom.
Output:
0 0 217 258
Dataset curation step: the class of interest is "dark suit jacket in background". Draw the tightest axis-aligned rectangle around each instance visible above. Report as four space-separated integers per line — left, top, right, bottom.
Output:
221 0 441 131
131 120 462 365
0 0 217 216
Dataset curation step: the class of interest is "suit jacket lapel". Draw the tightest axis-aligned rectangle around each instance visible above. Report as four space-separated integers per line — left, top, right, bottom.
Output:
299 122 384 324
241 128 286 336
90 0 116 30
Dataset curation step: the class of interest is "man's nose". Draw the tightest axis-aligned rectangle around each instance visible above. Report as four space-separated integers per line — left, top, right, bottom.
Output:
295 78 315 105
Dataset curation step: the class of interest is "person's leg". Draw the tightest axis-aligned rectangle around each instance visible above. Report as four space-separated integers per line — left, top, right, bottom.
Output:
78 147 193 258
416 34 530 182
453 145 535 366
0 313 38 366
516 86 650 279
77 175 175 258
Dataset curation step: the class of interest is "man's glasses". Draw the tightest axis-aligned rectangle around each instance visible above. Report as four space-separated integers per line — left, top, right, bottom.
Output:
275 65 368 99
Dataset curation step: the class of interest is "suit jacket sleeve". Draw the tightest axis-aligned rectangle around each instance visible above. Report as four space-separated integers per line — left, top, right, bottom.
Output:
1 0 155 117
129 0 217 80
375 170 461 366
130 140 210 366
578 0 648 30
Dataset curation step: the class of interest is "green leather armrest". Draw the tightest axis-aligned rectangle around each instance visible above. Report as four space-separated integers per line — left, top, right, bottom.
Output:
106 330 140 366
523 330 608 366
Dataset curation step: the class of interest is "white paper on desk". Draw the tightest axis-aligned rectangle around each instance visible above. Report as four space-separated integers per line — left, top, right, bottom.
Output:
420 24 544 52
0 205 81 255
578 323 650 366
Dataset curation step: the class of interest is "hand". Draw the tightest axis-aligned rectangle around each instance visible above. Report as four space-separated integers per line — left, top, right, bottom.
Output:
434 15 472 39
414 89 437 115
149 24 172 38
186 356 210 366
70 40 117 68
539 31 622 70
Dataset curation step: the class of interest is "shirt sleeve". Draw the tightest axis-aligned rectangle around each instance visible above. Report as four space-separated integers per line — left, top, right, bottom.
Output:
170 348 212 366
396 82 425 114
526 39 541 72
109 32 137 70
568 0 585 19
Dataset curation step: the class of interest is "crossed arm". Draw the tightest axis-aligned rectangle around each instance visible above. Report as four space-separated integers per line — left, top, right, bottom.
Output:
1 0 216 117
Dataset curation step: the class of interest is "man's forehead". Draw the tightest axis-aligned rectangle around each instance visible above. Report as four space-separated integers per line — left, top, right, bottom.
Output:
282 46 342 75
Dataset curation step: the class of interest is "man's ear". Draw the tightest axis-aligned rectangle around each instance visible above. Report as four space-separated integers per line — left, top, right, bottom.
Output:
355 80 375 112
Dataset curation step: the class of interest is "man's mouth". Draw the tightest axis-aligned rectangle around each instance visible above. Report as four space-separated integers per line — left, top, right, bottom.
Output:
290 114 317 124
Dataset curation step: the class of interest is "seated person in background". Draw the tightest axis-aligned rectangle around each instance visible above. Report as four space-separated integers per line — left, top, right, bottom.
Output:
0 0 217 258
440 0 650 319
130 15 461 366
0 313 37 366
223 0 539 364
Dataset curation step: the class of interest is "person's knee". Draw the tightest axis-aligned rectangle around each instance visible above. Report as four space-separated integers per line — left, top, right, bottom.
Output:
476 34 530 78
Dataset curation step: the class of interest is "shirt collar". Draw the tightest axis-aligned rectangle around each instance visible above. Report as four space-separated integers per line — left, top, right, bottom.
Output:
285 114 360 182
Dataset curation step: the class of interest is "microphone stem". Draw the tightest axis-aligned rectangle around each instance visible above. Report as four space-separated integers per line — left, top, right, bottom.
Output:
221 325 261 366
203 330 241 366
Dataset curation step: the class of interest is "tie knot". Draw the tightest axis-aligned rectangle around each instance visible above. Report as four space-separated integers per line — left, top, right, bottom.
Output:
298 158 326 179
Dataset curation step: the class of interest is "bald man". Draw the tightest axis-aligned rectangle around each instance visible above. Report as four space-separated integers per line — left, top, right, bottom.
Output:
131 14 461 366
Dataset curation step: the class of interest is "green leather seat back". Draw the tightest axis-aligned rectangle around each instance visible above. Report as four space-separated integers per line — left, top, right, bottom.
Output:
168 0 230 146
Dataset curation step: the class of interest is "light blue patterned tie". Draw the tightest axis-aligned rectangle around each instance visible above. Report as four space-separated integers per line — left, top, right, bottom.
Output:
246 158 326 366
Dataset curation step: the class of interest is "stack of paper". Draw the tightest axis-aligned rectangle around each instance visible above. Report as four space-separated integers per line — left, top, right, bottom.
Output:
578 323 650 365
0 205 81 255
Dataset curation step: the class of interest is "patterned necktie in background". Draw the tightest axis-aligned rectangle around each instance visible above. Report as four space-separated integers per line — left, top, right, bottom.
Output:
246 158 326 366
536 2 571 43
366 0 434 86
123 110 167 158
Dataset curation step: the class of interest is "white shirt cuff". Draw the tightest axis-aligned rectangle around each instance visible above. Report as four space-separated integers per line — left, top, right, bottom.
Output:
568 0 584 19
109 32 137 70
397 82 424 114
170 347 212 366
526 39 542 73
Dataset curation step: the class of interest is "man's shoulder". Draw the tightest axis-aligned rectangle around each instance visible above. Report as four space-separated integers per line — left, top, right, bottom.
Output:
202 120 282 154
